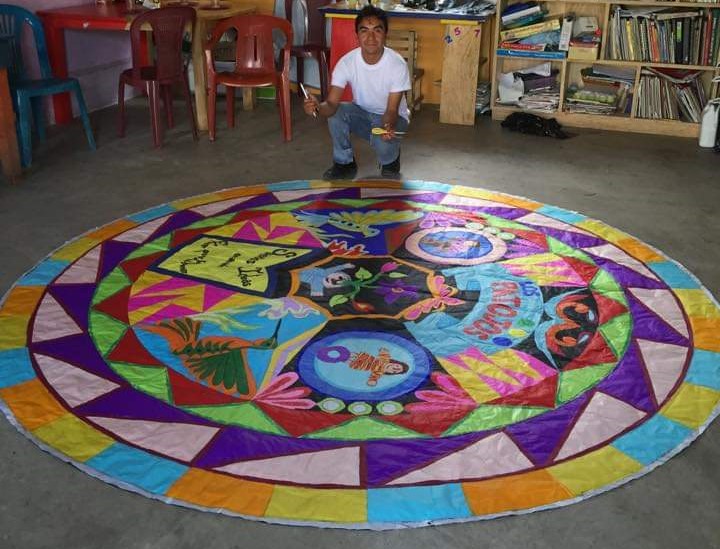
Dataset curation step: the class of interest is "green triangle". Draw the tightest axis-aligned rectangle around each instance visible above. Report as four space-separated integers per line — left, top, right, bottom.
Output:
333 198 382 208
188 213 236 229
599 313 632 358
443 405 546 436
547 237 594 263
256 201 313 212
183 403 288 435
590 269 628 306
91 268 131 304
110 362 171 402
89 311 128 356
304 417 424 440
557 363 616 403
124 234 172 260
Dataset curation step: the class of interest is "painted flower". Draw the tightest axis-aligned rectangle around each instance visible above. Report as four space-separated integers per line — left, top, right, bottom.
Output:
259 298 319 320
403 275 464 320
252 372 315 409
380 261 400 273
375 279 420 304
405 372 476 414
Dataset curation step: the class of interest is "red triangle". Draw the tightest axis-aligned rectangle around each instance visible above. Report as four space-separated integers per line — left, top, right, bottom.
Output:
383 405 474 437
563 331 617 371
106 328 165 366
93 285 132 323
301 199 347 211
384 220 421 253
563 256 600 284
229 209 274 224
167 369 240 406
511 229 549 250
367 199 422 212
170 227 212 249
593 292 628 324
120 252 166 281
487 374 558 408
255 403 352 437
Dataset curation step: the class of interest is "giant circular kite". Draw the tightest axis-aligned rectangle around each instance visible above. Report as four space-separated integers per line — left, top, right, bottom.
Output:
1 180 719 528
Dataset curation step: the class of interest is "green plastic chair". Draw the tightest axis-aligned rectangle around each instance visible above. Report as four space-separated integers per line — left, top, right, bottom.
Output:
0 4 96 167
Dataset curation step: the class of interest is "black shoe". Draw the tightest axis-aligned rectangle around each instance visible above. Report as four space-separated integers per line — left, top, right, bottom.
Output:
380 153 401 178
323 159 357 180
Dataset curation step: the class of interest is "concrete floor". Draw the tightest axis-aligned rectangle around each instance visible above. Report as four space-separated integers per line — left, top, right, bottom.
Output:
1 98 719 549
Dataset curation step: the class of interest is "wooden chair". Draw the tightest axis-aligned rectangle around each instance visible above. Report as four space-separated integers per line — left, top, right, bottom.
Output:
118 6 198 148
284 0 329 101
204 15 293 142
386 29 424 112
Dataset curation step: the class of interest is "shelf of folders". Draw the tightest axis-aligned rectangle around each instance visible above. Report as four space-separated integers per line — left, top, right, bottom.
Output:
490 0 720 137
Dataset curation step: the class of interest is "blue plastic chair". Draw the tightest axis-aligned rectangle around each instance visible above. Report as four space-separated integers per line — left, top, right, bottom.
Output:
0 5 95 167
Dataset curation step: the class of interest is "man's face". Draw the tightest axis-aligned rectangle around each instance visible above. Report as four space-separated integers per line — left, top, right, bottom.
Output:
357 16 386 58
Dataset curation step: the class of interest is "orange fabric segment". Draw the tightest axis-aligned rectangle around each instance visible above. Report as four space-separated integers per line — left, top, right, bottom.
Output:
0 286 44 349
166 469 273 516
616 238 665 262
85 219 138 241
687 317 720 353
0 379 67 430
462 469 573 515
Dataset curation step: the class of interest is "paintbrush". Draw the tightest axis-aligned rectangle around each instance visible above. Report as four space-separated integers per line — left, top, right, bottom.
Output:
299 83 318 118
371 127 407 137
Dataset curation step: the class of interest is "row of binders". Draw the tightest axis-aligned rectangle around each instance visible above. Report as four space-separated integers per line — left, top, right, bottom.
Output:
608 7 720 66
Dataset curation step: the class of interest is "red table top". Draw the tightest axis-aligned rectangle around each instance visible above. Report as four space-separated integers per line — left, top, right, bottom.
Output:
37 3 146 26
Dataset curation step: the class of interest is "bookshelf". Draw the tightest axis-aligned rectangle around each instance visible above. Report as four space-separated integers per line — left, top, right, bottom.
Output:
490 0 720 137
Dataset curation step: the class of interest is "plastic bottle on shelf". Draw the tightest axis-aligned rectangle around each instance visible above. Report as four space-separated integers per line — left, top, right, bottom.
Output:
699 100 720 149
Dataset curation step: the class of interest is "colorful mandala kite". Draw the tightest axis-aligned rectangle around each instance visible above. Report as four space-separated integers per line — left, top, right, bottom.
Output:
1 181 719 528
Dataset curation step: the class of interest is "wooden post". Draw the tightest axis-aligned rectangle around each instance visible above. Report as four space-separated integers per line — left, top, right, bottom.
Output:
440 22 482 125
0 67 21 182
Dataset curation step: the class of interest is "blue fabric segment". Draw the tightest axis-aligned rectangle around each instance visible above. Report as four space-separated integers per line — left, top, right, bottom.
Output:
612 414 692 466
86 443 188 495
535 205 587 224
404 181 452 193
127 204 177 224
266 180 311 191
368 484 472 523
18 259 69 285
0 348 36 388
685 349 720 391
647 262 701 289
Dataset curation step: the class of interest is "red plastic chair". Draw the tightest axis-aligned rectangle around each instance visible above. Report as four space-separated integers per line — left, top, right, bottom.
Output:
118 6 197 148
284 0 329 101
204 15 293 142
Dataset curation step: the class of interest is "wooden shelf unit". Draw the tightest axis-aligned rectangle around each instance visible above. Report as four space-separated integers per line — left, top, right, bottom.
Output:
490 0 720 137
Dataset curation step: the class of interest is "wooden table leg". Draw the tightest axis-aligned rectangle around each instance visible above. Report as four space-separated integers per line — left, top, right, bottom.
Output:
0 68 21 182
192 17 209 132
41 18 73 125
242 88 256 111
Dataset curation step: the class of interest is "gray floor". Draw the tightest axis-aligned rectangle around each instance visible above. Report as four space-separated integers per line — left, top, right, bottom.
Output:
1 98 719 549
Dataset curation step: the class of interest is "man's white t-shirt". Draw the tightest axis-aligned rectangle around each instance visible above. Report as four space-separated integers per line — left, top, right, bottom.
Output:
331 47 412 121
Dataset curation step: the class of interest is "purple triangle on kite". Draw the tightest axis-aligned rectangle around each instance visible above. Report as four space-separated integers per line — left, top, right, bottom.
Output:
627 294 690 346
532 226 606 249
74 386 216 425
477 207 529 220
504 392 591 466
98 241 139 279
234 193 278 211
48 283 96 331
588 256 666 289
192 425 352 468
29 333 125 384
364 431 494 487
596 340 656 413
399 192 449 206
150 211 205 241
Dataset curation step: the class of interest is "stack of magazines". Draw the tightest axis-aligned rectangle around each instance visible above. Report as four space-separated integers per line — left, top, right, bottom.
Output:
636 68 708 121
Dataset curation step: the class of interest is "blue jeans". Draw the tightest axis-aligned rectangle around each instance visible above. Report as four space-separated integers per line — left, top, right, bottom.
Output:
328 102 409 166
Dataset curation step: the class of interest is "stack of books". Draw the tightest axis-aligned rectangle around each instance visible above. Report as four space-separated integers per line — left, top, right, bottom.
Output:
565 65 635 115
636 68 708 121
568 16 602 60
608 7 720 65
498 2 564 59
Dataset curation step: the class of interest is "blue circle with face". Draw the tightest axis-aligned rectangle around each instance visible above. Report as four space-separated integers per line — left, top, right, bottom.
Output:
297 331 431 401
418 230 493 260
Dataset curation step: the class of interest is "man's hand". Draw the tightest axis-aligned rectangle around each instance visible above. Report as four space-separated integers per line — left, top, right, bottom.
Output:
303 94 320 118
380 112 399 141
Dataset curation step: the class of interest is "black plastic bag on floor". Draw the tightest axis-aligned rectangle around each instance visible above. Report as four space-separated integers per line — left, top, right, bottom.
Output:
501 112 570 139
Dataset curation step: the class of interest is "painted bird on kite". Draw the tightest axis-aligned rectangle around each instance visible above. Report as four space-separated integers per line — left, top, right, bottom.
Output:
141 317 282 398
293 209 422 238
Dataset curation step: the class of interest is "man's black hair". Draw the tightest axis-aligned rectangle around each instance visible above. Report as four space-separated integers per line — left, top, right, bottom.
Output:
355 5 389 33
